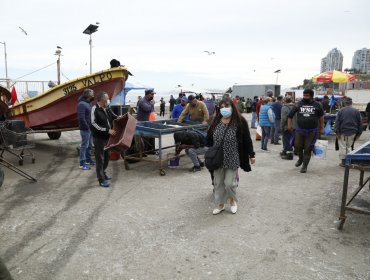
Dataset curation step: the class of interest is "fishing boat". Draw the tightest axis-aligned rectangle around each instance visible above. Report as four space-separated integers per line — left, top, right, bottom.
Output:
4 67 129 139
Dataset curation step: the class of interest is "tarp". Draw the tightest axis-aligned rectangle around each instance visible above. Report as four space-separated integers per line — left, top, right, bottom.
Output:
111 81 152 105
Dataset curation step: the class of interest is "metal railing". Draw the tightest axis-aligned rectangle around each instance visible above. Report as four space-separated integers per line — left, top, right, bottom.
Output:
0 79 49 101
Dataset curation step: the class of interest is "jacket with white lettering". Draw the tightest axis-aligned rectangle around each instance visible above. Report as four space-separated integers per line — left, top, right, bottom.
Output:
288 100 324 129
91 104 117 139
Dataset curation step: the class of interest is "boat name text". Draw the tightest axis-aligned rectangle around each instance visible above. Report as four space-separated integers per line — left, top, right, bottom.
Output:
62 72 113 95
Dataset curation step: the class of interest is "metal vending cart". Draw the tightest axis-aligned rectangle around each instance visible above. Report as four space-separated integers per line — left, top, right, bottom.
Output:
124 119 208 176
0 121 37 182
338 140 370 230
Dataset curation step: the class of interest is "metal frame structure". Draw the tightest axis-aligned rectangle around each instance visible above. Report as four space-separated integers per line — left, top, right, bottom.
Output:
338 140 370 230
123 119 208 175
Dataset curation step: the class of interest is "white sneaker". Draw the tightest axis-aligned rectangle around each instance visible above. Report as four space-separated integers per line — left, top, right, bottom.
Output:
212 206 225 215
230 203 238 214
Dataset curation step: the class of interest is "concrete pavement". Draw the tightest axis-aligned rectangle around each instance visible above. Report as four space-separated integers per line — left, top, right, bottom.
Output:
0 114 369 280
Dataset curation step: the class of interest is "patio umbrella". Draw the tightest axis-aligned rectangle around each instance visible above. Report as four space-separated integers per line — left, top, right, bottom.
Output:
312 70 356 83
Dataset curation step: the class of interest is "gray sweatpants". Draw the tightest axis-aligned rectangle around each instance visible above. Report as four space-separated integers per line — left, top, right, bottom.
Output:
338 135 356 160
213 168 238 205
185 147 208 166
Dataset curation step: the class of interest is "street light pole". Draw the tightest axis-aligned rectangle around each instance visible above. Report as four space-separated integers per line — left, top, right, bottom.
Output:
83 24 99 75
89 34 92 74
0 42 9 89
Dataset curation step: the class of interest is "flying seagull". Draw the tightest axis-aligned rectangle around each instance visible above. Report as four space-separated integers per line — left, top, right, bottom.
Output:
19 26 28 35
57 46 62 49
274 69 281 73
204 51 215 55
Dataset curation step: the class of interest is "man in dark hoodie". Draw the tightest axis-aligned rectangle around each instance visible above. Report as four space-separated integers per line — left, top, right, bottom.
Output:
77 89 95 170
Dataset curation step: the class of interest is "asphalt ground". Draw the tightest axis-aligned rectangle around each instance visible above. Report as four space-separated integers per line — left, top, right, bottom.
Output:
0 113 369 280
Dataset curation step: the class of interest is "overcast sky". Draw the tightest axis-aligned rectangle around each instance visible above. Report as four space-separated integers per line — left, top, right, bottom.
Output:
1 0 369 93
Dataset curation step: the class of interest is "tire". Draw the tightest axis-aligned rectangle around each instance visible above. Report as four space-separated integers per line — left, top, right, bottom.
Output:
47 131 62 140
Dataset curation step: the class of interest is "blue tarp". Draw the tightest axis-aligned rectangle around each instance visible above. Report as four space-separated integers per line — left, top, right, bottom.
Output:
111 81 151 105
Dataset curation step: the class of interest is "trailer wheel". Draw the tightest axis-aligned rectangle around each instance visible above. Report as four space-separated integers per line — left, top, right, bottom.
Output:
47 132 62 140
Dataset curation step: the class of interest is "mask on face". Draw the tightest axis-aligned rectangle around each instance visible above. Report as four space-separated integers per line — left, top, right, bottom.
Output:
181 103 186 107
106 99 111 107
220 107 232 118
190 103 196 107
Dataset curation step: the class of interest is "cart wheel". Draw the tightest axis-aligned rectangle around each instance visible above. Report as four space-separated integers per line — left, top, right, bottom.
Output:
337 217 346 230
160 169 166 176
32 158 36 164
19 160 23 166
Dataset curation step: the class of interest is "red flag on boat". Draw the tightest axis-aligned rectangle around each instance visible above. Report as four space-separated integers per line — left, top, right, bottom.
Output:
11 86 17 105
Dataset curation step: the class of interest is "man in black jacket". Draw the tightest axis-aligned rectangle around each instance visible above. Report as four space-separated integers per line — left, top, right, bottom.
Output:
91 92 117 187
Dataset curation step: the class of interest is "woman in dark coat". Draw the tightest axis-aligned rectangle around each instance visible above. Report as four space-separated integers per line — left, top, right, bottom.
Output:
207 98 255 215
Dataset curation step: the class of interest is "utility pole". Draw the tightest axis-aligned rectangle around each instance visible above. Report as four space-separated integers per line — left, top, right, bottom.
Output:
0 42 9 89
55 49 62 85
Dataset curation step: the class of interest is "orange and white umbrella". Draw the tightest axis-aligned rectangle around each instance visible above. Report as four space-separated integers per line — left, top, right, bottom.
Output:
312 70 356 83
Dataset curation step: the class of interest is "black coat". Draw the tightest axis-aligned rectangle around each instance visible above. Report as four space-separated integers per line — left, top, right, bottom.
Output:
207 118 255 172
91 104 117 139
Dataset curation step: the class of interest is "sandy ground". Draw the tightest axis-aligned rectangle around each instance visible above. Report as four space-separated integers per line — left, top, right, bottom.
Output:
0 113 369 280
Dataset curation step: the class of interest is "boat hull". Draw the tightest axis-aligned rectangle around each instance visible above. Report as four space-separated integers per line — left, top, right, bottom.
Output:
7 68 128 130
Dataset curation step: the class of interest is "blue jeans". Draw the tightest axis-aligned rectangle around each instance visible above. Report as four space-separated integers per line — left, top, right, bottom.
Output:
261 126 271 150
80 130 92 164
251 112 257 128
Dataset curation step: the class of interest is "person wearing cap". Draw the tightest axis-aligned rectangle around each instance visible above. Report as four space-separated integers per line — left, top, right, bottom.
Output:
137 89 155 122
172 96 190 120
178 95 209 124
137 89 156 153
334 97 362 167
77 89 96 170
259 97 275 151
288 89 324 173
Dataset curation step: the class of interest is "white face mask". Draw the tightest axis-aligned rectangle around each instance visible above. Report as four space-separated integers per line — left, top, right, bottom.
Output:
106 99 111 107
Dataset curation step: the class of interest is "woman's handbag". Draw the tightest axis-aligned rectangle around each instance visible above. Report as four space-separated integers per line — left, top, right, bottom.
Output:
205 124 230 171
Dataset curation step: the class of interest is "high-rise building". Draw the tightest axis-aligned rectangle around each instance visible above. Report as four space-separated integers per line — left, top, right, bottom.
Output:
320 48 343 72
352 48 370 74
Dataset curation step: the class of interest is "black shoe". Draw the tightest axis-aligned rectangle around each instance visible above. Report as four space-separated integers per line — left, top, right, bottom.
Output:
199 161 205 168
280 151 286 157
295 160 303 167
282 154 293 160
300 165 307 173
189 166 201 172
274 142 281 145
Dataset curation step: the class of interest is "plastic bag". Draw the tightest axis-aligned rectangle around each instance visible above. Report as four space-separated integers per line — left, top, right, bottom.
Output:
324 121 332 135
256 124 262 137
313 139 329 159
